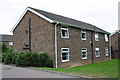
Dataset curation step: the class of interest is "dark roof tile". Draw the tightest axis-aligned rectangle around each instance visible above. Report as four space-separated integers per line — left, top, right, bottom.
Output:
29 7 109 33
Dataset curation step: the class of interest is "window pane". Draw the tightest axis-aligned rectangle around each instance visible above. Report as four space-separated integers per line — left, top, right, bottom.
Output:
95 33 99 41
82 48 87 59
105 47 109 56
62 53 68 60
105 34 108 41
95 48 100 57
81 31 86 40
62 29 68 37
9 42 13 45
82 52 86 58
82 33 85 38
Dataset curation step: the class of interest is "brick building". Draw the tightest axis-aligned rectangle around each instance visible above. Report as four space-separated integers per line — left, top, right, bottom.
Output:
110 30 120 59
0 34 13 48
12 7 110 68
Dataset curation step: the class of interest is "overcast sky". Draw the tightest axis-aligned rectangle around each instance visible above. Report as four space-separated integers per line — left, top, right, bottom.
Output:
0 0 119 35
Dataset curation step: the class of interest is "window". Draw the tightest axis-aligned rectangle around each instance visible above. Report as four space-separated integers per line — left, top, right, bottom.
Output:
95 48 100 57
105 47 109 56
9 42 13 45
105 34 108 42
81 48 87 59
61 27 69 38
95 33 99 41
81 31 86 40
61 48 69 62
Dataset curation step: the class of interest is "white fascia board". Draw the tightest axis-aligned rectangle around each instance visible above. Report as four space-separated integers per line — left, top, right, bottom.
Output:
11 7 54 32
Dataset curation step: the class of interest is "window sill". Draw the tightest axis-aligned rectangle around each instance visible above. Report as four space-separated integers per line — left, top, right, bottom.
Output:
61 37 69 39
62 60 69 62
96 56 100 58
95 40 99 41
82 58 87 60
82 39 86 40
106 55 109 56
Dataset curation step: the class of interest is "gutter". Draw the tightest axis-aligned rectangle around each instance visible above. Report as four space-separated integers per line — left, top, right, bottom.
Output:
52 20 110 34
54 22 59 68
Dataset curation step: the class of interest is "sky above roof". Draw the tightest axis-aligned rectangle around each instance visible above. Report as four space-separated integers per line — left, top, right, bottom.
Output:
0 0 119 35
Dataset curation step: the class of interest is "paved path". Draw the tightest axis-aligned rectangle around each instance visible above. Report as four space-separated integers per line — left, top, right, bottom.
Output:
2 64 79 78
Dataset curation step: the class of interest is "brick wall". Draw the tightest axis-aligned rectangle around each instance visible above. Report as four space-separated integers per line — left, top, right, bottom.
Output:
13 10 110 68
56 25 110 68
13 11 55 61
110 33 120 59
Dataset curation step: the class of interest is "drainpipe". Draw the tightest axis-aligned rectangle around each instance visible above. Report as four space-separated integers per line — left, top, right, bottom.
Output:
109 35 112 60
29 17 31 51
54 22 59 68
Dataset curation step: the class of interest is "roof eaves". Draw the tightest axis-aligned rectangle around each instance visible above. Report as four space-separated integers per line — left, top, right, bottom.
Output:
53 20 110 34
11 7 54 32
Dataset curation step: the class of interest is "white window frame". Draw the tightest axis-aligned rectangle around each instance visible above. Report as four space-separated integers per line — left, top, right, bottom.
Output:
9 42 13 45
61 48 70 62
81 48 87 59
81 31 86 40
95 33 99 41
95 48 100 57
105 47 109 56
105 34 108 42
61 27 69 38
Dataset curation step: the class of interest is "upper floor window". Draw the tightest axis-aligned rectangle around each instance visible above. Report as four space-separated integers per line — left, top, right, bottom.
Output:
105 47 109 56
95 33 99 41
9 42 13 45
81 48 87 59
105 34 108 42
61 48 70 62
95 48 100 57
81 31 86 40
61 27 69 38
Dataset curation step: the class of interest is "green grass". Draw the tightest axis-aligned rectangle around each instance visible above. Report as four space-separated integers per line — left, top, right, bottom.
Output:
35 59 119 78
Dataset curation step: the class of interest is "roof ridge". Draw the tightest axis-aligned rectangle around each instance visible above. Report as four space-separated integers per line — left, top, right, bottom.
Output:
29 7 94 26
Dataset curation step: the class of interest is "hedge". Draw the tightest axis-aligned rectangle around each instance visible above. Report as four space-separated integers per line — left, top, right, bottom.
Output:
1 51 53 67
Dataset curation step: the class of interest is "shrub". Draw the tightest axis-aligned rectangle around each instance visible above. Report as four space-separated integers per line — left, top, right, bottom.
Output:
38 52 50 67
45 58 53 67
2 53 8 62
21 52 32 67
15 52 24 66
11 52 19 64
4 52 15 64
29 52 39 66
0 52 2 62
6 48 13 53
2 43 8 53
1 51 53 67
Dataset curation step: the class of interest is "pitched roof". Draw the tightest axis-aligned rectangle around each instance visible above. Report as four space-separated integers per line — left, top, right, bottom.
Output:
12 7 110 34
110 30 120 36
0 35 13 42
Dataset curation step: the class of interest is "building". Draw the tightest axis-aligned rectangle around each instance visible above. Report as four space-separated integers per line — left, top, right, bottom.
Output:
12 7 110 68
0 34 13 48
110 30 120 59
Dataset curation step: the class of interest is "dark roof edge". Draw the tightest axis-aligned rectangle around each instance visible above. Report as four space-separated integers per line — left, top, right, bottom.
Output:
110 30 120 36
12 7 110 34
53 21 110 34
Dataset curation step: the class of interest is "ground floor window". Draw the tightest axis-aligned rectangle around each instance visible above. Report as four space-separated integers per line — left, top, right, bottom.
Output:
81 48 87 59
95 48 100 57
105 47 109 56
9 42 13 45
61 48 69 62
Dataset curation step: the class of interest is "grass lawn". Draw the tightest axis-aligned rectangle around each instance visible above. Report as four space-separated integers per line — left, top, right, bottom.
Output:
35 59 119 78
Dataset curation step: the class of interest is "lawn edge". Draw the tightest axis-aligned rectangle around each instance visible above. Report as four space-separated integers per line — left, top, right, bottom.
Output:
28 67 92 78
